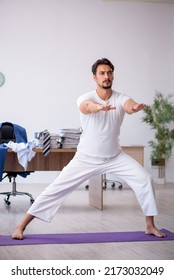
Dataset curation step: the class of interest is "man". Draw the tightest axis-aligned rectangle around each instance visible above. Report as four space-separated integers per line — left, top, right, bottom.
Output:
12 58 166 239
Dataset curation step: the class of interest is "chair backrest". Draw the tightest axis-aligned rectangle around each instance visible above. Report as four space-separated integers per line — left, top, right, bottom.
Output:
0 122 16 144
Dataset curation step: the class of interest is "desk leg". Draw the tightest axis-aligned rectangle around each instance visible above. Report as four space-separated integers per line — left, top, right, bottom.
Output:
88 175 103 210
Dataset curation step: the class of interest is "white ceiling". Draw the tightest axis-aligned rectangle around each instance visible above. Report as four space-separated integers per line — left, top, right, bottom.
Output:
102 0 174 3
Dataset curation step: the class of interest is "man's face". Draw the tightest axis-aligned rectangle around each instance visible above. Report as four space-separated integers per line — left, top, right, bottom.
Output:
93 64 114 89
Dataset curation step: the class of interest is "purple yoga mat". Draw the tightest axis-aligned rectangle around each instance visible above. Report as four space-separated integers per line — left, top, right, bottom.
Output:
0 229 173 246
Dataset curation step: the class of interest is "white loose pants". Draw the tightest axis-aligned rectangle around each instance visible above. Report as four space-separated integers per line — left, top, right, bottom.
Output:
28 152 158 222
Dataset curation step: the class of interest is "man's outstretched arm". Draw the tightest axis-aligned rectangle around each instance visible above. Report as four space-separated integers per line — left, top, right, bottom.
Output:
79 100 116 114
124 99 146 114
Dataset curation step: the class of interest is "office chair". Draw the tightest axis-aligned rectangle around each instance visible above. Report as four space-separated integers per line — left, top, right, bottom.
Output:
102 174 123 190
85 174 123 190
0 122 34 205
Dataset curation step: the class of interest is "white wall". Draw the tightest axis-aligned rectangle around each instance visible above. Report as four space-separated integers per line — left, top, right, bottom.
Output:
0 0 174 182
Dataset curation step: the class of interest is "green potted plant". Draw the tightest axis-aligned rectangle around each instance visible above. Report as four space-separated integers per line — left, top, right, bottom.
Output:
142 92 174 184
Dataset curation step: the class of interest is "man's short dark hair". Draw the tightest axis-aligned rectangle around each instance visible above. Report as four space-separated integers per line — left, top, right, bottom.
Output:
91 58 114 75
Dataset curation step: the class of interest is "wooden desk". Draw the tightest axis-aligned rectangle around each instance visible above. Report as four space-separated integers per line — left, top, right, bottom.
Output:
4 148 76 172
4 146 144 210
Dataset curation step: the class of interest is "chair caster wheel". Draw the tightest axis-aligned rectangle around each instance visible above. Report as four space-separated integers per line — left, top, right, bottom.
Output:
111 183 115 188
85 185 89 190
4 199 11 205
118 184 123 190
30 199 34 204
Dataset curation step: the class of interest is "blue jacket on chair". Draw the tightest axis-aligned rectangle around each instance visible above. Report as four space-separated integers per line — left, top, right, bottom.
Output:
0 123 28 181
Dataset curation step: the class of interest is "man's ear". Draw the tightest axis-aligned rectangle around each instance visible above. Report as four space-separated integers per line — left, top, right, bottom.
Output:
93 75 97 82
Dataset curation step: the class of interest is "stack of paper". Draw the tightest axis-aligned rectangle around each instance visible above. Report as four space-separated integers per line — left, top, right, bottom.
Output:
34 128 82 149
57 128 82 148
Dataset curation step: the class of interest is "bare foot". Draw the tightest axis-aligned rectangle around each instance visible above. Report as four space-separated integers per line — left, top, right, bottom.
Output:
145 227 166 238
12 226 25 240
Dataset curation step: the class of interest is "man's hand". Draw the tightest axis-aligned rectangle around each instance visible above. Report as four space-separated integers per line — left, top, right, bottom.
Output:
132 103 146 112
124 99 147 114
98 104 116 111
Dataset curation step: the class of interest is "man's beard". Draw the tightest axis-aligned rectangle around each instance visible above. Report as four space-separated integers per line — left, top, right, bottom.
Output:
102 80 112 89
102 84 112 89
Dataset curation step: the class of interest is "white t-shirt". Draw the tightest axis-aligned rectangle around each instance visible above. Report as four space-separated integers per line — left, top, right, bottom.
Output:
76 90 130 161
